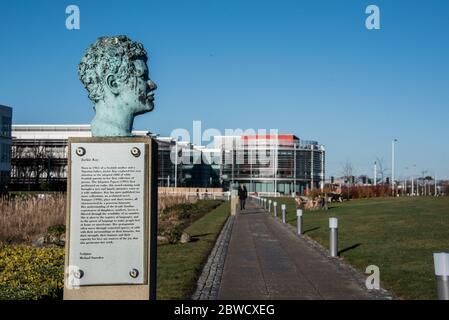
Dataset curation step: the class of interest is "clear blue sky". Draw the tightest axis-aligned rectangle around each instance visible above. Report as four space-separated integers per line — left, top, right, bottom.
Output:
1 0 448 179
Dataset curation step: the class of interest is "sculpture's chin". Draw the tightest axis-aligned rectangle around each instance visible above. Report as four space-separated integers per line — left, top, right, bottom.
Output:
146 100 154 112
134 102 154 116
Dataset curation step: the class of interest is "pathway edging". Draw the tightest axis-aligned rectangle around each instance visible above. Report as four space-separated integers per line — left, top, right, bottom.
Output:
192 215 235 300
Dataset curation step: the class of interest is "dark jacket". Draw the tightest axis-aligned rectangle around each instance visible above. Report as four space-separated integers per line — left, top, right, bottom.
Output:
238 187 248 200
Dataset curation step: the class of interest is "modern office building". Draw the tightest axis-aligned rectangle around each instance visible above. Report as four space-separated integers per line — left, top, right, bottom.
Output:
0 105 12 191
155 137 221 188
10 125 219 190
11 125 90 190
214 134 325 195
10 126 325 195
11 125 155 190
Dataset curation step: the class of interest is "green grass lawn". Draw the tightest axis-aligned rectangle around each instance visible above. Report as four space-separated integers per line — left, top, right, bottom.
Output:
268 196 449 300
157 200 230 300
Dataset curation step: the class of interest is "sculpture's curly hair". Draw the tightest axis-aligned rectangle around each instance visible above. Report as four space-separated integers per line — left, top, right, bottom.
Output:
78 35 148 102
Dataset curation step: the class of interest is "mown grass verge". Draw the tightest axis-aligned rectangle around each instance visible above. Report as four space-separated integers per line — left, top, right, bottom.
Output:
268 196 449 300
157 200 230 299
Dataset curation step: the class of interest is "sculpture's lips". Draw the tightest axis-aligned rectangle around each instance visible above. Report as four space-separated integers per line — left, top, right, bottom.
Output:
147 92 155 101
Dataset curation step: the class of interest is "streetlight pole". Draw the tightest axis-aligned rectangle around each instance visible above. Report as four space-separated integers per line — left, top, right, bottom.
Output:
374 161 377 186
391 139 397 196
410 164 416 196
174 140 178 188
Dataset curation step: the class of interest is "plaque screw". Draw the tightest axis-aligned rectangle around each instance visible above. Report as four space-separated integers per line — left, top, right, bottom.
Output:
131 147 141 157
75 147 86 157
74 269 84 279
129 269 139 278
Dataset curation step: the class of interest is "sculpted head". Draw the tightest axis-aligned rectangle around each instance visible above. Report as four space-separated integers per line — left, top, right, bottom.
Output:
78 35 157 137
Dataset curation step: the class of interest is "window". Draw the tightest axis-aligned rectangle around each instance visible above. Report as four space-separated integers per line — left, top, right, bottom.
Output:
1 116 11 137
0 143 11 163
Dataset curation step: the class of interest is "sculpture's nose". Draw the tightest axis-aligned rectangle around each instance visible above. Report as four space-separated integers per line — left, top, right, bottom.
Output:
148 80 157 91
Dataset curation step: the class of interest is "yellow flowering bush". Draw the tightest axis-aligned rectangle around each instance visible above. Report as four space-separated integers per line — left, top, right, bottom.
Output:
0 245 64 300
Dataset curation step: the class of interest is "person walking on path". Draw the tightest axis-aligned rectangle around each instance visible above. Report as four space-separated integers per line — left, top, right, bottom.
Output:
243 186 248 209
238 185 247 210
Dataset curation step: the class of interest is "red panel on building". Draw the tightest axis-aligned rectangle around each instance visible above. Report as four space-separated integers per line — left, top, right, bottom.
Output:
241 134 297 141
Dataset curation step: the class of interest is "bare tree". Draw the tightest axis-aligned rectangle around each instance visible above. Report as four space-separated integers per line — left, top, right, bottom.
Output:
341 161 354 185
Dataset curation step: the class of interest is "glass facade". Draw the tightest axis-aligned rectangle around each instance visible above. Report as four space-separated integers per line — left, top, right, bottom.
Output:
0 105 12 190
8 126 324 195
216 135 325 195
157 140 221 188
10 138 68 190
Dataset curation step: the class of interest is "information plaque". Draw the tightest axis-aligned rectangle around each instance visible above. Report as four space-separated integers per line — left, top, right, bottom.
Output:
64 137 157 300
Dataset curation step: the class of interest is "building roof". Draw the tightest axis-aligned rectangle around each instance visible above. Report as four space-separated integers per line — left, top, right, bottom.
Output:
0 105 12 115
11 124 150 140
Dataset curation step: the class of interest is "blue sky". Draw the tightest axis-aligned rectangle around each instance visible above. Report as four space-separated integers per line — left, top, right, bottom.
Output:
1 0 448 179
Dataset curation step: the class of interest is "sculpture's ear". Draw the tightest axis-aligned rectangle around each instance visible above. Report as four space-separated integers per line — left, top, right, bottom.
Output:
106 74 120 95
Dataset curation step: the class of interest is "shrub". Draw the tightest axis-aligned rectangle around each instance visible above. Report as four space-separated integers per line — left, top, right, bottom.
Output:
47 224 66 237
158 200 223 243
162 203 196 220
340 185 391 199
160 224 184 244
0 245 64 300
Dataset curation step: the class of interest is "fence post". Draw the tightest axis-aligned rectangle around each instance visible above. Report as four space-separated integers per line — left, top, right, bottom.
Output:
434 253 449 300
329 217 338 257
297 209 303 235
281 204 286 223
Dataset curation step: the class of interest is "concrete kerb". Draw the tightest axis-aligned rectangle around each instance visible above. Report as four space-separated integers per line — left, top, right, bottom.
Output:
267 213 396 300
192 215 236 300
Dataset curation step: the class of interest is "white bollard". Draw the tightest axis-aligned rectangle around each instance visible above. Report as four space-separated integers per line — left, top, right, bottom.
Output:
268 199 272 213
273 202 277 217
296 209 303 235
329 218 338 257
281 204 286 223
434 253 449 300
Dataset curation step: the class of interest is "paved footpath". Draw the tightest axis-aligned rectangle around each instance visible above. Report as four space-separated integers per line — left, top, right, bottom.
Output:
217 201 392 300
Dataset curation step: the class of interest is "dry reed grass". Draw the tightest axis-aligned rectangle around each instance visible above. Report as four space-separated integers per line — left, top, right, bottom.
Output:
0 194 66 244
0 193 192 244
